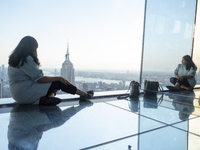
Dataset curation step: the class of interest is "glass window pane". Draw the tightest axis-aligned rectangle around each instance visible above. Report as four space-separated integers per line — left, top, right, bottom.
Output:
192 0 200 86
142 0 196 87
0 0 145 98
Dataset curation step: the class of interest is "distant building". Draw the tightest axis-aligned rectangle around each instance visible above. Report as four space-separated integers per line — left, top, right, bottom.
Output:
0 79 2 98
0 66 1 79
54 69 57 76
2 65 4 72
61 42 75 85
83 83 88 92
1 64 7 81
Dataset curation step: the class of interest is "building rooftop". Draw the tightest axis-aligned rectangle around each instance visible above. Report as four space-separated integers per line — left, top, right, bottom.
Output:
0 89 200 150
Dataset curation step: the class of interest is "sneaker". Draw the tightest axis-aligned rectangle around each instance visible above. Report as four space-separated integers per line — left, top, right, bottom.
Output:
80 90 94 101
87 90 94 97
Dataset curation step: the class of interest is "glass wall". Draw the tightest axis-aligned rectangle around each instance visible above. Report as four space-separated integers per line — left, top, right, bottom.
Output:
141 0 196 88
190 0 200 149
140 0 198 150
0 0 145 98
192 0 200 86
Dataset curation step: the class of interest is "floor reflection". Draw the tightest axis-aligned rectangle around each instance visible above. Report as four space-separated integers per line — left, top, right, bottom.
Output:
1 90 199 149
167 91 195 121
7 102 93 150
142 94 163 109
128 97 139 113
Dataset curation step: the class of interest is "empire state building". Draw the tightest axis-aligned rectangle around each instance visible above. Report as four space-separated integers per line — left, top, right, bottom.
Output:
61 42 75 84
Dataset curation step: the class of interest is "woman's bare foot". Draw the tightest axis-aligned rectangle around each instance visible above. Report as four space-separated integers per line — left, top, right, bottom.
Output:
180 85 188 90
174 83 180 88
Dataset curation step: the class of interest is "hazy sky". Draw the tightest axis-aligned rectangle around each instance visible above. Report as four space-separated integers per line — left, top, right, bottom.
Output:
1 0 196 73
0 0 145 72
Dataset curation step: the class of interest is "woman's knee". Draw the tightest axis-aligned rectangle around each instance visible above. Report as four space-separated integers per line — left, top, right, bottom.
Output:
170 77 176 85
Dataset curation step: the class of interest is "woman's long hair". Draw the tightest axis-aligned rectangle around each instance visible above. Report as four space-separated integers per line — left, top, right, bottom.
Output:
183 55 196 70
8 36 40 67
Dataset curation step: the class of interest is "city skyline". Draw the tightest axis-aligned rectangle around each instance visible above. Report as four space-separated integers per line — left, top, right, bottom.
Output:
0 62 176 98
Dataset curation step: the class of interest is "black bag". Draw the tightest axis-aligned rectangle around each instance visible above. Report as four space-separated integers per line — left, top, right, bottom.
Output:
130 81 140 98
117 81 140 99
144 80 163 96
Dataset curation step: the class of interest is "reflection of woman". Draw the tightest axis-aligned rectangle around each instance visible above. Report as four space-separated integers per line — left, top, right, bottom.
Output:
170 55 197 91
8 104 90 149
8 36 93 105
172 92 195 121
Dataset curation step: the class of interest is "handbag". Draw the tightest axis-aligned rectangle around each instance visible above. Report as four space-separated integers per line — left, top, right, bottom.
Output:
144 80 163 96
129 81 140 98
117 81 140 99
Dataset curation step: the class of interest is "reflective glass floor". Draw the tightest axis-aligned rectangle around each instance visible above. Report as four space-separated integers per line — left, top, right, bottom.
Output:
0 89 200 150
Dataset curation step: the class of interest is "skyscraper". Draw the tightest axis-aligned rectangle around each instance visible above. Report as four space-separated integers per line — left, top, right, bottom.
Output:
61 42 75 85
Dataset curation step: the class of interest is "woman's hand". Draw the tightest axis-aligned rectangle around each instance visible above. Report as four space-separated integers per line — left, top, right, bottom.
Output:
174 73 179 79
179 76 184 81
179 75 193 80
58 77 71 85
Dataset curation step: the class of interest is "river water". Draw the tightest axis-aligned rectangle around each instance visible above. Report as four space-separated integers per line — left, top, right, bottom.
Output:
43 71 132 86
75 76 132 86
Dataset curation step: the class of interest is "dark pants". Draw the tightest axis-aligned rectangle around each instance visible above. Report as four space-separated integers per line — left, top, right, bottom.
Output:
170 77 190 87
39 81 77 105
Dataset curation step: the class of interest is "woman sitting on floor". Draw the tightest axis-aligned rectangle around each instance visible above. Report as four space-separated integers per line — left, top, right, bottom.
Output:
169 55 197 91
8 36 93 105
